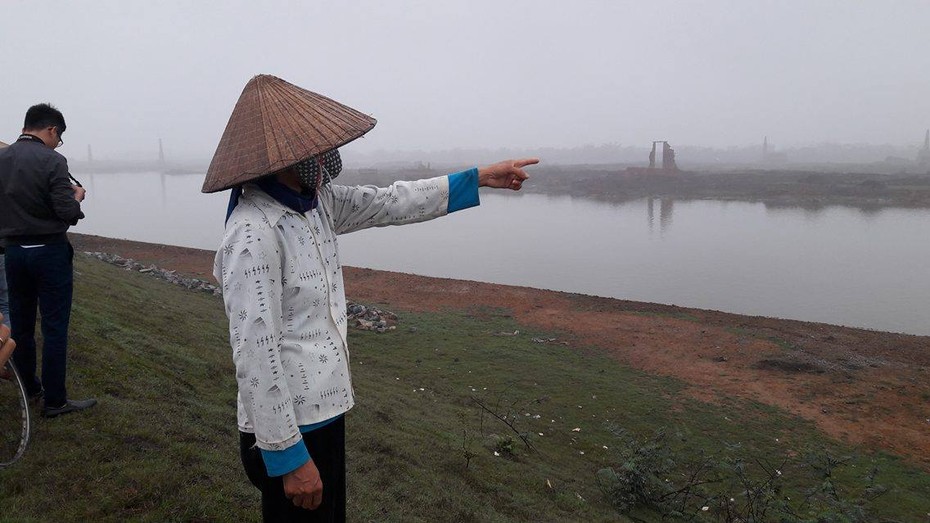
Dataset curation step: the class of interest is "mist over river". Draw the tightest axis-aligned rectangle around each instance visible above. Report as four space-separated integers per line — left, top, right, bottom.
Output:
76 172 930 336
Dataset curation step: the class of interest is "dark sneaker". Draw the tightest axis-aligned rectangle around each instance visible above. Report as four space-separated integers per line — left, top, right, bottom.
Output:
42 398 97 418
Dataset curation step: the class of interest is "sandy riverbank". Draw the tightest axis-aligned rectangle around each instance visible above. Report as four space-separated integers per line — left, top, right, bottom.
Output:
70 232 930 470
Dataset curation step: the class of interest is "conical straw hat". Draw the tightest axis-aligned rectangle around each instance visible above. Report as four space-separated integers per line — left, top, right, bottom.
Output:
202 74 376 193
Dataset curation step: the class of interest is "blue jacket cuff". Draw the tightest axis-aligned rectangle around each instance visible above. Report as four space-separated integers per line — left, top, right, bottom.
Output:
447 168 480 213
261 440 311 477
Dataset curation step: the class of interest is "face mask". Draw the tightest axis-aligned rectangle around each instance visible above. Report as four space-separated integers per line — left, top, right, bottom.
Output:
319 149 342 183
295 159 320 192
295 149 343 192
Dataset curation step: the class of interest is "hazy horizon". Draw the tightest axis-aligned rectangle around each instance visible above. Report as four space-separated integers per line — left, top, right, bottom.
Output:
2 1 929 163
61 141 930 173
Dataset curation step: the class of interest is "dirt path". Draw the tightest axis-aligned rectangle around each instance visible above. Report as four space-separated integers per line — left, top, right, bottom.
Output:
71 233 930 470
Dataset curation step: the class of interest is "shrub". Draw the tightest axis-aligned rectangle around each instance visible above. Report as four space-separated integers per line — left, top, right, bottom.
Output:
597 426 888 522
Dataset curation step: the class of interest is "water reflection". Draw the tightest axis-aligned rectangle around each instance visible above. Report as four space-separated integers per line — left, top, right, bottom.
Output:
764 202 887 222
646 197 675 234
660 198 674 233
160 171 167 208
80 172 229 250
647 197 653 232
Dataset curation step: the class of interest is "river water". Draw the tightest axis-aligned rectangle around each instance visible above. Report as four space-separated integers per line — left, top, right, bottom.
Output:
76 172 930 336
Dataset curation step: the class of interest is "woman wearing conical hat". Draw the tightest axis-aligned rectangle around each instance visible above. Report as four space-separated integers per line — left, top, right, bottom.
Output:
207 75 536 521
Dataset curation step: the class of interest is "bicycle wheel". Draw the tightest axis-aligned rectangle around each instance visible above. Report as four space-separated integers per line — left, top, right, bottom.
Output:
0 360 30 466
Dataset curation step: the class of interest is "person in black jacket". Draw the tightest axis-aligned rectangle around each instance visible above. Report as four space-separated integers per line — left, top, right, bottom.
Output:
0 104 96 418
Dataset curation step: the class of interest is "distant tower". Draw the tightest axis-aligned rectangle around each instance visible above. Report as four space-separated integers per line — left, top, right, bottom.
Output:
924 129 929 151
763 136 768 160
661 141 678 171
158 138 166 166
87 144 93 164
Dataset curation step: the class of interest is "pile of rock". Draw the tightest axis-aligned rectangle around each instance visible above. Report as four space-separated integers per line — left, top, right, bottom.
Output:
346 302 397 333
83 251 399 332
83 251 221 295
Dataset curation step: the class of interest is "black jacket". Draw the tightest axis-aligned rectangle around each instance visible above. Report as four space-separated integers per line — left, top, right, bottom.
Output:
0 137 84 245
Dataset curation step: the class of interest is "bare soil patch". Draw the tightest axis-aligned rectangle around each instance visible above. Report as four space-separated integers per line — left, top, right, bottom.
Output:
70 233 930 470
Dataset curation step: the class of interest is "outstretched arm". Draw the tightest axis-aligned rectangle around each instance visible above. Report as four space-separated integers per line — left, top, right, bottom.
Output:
321 158 539 235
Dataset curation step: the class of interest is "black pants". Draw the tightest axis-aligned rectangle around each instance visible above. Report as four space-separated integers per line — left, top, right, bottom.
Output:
240 416 346 522
5 243 74 406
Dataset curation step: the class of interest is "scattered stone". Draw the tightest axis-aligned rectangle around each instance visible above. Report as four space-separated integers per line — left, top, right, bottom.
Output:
83 251 399 331
532 337 568 345
346 301 397 332
84 251 222 295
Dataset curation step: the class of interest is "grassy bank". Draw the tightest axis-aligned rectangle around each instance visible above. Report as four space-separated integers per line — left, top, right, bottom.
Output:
0 255 927 521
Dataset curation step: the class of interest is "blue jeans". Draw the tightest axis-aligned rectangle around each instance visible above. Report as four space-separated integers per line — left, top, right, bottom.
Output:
0 253 9 327
5 243 74 406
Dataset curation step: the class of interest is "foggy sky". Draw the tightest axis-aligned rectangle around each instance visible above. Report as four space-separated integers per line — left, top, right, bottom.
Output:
1 1 928 162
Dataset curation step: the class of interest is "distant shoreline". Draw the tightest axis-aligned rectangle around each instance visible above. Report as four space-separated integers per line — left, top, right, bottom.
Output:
341 166 930 210
69 162 930 210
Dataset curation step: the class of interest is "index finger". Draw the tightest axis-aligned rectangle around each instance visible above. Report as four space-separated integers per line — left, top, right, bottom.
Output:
513 158 539 169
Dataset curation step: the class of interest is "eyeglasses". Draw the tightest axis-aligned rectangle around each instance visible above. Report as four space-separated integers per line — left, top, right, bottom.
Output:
54 127 63 148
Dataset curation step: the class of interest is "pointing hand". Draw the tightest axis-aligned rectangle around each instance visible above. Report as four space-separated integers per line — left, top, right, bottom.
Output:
478 158 538 191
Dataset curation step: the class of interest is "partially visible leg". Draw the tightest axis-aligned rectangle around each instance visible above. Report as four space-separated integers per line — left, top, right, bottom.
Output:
241 431 308 522
239 417 347 523
0 253 10 327
307 417 346 522
6 246 41 396
35 243 73 408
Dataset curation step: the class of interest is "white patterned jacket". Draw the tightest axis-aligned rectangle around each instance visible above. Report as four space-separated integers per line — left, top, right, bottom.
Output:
213 171 477 452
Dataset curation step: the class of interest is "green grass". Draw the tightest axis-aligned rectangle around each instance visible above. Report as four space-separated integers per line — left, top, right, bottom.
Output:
1 255 928 522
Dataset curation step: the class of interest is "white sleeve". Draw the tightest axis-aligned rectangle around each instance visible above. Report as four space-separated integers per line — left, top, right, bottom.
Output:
318 176 451 235
217 214 302 451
